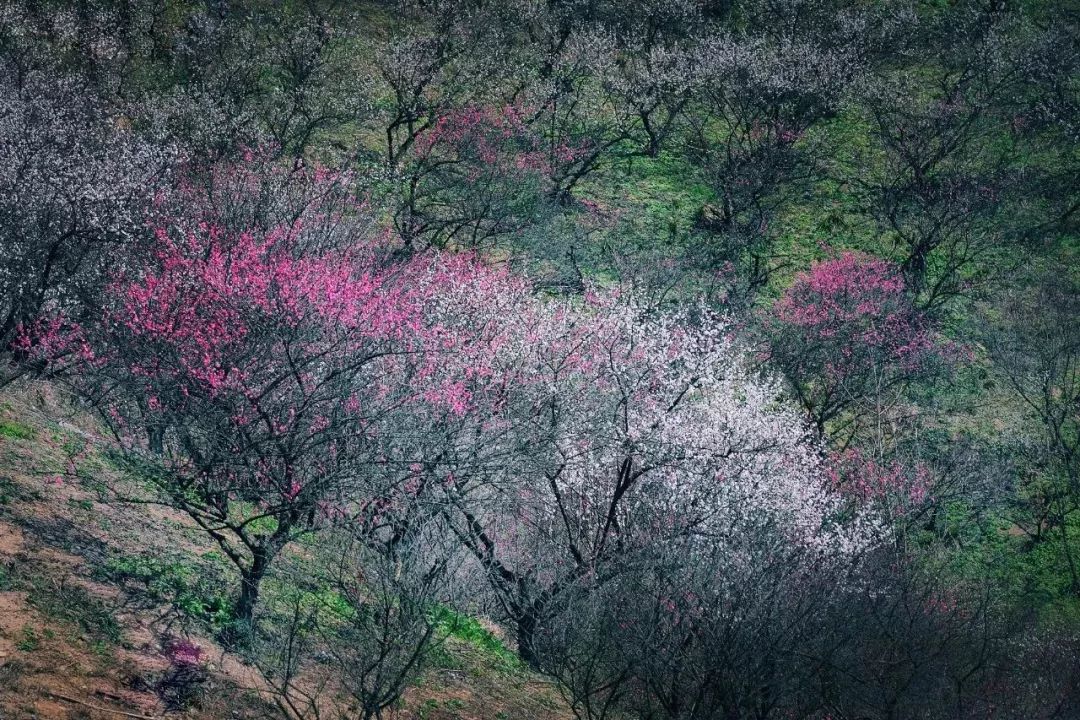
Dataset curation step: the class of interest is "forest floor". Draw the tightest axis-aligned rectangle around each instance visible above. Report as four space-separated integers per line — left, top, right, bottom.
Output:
0 383 571 720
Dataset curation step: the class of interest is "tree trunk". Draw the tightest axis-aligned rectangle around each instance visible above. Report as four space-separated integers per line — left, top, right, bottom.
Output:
227 545 271 646
148 424 164 454
1058 508 1080 597
516 609 541 670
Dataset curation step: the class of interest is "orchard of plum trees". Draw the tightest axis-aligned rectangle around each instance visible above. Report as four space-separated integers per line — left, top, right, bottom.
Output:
2 1 1078 718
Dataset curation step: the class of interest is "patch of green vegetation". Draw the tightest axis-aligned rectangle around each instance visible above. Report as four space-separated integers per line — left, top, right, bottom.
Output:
941 500 1080 630
417 698 441 719
60 435 109 486
60 435 85 457
97 552 234 632
582 149 714 244
0 419 34 441
261 575 357 626
235 503 279 537
80 474 110 502
29 580 122 645
16 625 39 652
66 497 94 512
432 606 521 673
99 448 170 495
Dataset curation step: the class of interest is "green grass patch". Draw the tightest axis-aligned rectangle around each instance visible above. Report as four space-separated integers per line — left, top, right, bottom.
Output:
261 574 358 625
66 497 94 512
432 606 521 672
16 625 39 652
97 552 234 632
0 419 34 441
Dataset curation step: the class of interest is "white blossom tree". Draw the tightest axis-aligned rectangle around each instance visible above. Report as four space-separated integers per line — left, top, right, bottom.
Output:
409 287 881 666
0 54 168 372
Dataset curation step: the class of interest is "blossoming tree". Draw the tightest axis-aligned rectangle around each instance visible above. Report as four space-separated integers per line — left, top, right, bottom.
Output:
765 251 947 443
0 55 167 376
51 157 525 636
414 289 878 666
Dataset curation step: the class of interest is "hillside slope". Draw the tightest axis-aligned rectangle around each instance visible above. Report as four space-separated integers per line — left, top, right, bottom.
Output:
0 383 571 720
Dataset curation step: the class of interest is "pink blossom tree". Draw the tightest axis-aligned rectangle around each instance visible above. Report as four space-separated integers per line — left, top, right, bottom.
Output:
91 222 415 633
43 156 527 637
764 251 947 443
826 447 934 519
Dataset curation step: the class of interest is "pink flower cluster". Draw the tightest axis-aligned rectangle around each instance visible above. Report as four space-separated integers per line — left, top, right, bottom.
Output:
13 314 95 367
771 250 940 381
827 448 933 513
113 221 410 395
165 637 204 667
414 104 592 184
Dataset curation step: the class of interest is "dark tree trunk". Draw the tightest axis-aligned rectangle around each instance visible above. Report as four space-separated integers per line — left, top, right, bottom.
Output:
516 609 540 670
227 544 272 646
148 424 164 454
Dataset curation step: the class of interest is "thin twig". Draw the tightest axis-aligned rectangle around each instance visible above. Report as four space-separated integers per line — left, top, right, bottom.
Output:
45 691 158 719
